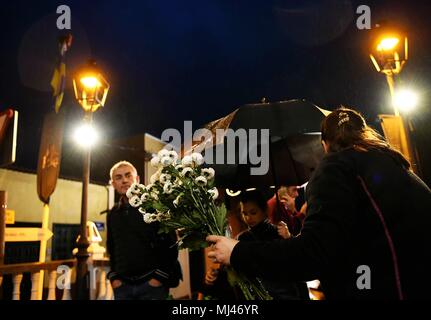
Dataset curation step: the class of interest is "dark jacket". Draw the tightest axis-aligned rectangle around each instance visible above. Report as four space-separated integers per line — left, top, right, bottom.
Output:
231 148 431 300
239 220 309 300
107 200 182 287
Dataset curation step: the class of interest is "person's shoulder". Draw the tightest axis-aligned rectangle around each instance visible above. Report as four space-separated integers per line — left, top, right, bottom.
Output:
312 149 357 180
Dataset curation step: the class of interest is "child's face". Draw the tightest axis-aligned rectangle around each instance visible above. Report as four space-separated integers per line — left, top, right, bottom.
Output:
241 201 267 227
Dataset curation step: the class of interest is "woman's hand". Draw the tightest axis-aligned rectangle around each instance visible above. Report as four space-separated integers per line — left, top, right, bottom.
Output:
277 221 292 239
111 279 123 289
206 235 239 266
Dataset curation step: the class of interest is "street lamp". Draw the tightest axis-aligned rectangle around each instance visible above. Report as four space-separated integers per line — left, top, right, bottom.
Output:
369 26 408 116
72 59 109 300
369 25 421 175
393 88 419 114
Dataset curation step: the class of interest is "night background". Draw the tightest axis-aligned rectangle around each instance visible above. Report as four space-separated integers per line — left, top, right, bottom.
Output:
1 0 430 185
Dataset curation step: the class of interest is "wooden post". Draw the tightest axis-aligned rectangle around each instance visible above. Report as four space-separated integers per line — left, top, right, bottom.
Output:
47 270 57 300
37 204 50 300
0 191 6 265
31 272 40 300
12 273 23 300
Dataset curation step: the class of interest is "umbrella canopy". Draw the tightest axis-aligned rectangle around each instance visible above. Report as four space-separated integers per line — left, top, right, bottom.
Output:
194 99 329 190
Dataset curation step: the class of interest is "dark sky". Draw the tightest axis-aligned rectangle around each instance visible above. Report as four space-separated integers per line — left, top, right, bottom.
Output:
1 0 431 184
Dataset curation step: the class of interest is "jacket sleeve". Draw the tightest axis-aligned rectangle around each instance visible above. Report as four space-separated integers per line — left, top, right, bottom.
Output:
106 211 120 282
231 156 359 282
153 230 182 287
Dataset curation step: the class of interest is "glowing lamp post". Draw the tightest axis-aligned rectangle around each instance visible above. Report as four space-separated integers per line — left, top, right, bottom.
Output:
369 26 421 175
72 60 109 299
369 29 408 116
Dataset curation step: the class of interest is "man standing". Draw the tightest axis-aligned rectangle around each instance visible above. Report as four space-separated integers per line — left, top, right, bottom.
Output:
107 161 182 300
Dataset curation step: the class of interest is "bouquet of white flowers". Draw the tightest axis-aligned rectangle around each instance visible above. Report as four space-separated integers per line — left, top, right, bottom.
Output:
126 149 272 300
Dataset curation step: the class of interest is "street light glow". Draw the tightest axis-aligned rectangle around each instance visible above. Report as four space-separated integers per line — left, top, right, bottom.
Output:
80 76 101 89
393 89 419 113
74 123 99 148
377 37 400 52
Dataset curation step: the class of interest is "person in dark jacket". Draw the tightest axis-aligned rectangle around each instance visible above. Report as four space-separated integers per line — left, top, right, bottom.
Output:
238 190 309 300
107 161 182 300
207 107 431 300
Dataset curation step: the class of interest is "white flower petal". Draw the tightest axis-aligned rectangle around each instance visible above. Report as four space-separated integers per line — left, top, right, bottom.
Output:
195 176 207 186
168 151 179 163
163 182 174 194
161 156 173 167
159 173 172 184
181 167 194 177
158 149 170 159
173 195 181 208
209 187 219 200
181 156 193 167
192 153 204 166
201 168 215 180
143 213 153 224
138 207 146 214
150 156 161 168
150 172 160 184
140 193 150 202
130 183 141 195
129 195 142 208
126 188 133 198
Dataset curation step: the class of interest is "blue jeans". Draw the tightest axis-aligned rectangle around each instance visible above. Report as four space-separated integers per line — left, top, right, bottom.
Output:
113 281 169 300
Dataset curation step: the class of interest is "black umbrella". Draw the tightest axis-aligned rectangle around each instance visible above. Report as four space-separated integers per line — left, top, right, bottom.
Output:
195 99 329 190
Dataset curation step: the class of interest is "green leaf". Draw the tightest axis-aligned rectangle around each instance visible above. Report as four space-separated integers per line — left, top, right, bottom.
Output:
180 232 209 251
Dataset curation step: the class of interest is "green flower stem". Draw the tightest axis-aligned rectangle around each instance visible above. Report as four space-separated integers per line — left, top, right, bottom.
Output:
188 189 218 234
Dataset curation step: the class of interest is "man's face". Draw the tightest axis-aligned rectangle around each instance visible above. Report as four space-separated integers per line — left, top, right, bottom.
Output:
111 165 139 195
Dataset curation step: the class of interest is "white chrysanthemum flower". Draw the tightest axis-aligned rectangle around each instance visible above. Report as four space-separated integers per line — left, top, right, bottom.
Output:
150 213 158 222
192 153 204 166
150 171 161 184
138 207 146 214
201 168 215 180
140 193 150 202
163 182 174 194
146 184 154 191
158 149 170 159
208 187 219 200
161 156 173 167
181 155 193 167
129 195 142 208
128 183 141 196
159 173 172 184
151 192 159 201
181 167 194 177
143 213 153 224
172 177 183 186
173 195 182 208
168 151 178 163
150 156 161 168
195 176 207 186
126 187 134 198
175 164 184 171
